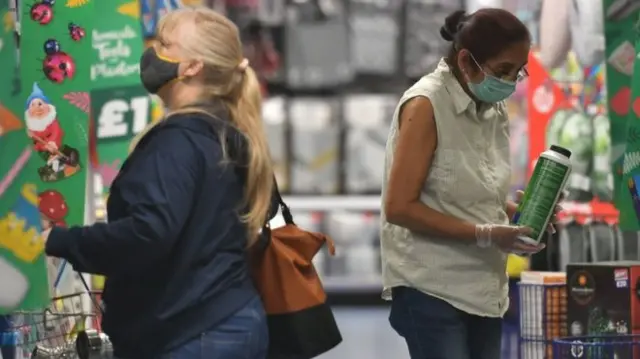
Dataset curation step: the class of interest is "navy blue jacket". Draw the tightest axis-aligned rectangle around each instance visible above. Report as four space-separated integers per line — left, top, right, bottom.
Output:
46 112 270 358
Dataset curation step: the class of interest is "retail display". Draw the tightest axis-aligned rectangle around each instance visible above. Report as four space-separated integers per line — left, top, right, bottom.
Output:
1 291 103 359
343 94 396 194
604 0 640 223
553 109 593 202
289 98 340 194
593 112 614 201
513 145 572 245
91 0 148 201
403 0 462 79
243 19 282 95
506 78 529 195
570 0 606 68
0 0 92 313
348 0 401 75
262 96 288 190
530 53 619 270
566 262 640 357
140 0 156 37
283 1 353 89
539 0 571 69
256 0 285 25
619 16 640 231
0 0 47 314
325 211 379 279
539 0 604 69
141 0 205 38
519 271 567 359
505 0 542 44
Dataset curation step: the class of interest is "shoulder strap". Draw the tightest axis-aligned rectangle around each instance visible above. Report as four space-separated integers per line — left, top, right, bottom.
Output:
272 178 294 225
256 178 293 251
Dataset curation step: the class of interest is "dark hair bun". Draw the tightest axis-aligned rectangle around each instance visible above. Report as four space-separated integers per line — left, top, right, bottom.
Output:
440 10 467 42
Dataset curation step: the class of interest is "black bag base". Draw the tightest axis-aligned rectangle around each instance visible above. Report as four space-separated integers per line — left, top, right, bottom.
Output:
267 302 342 359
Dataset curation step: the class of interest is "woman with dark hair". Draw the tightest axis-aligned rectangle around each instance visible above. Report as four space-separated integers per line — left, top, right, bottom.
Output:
381 8 553 359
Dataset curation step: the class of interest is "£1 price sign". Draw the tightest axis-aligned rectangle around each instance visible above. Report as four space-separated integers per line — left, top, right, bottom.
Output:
93 86 151 143
93 86 151 194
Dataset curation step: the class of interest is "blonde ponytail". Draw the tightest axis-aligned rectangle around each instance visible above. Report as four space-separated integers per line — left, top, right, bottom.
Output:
228 66 274 246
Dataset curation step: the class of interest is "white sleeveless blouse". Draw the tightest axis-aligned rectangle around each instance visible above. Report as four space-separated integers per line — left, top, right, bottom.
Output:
380 59 512 317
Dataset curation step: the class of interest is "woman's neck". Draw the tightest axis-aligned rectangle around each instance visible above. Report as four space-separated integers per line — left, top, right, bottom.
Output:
164 85 207 110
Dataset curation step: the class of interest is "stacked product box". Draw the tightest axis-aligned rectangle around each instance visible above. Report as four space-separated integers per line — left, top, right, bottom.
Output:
519 271 567 359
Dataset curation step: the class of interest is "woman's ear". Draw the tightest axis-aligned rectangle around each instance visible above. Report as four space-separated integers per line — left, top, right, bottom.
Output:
182 60 204 77
456 49 471 78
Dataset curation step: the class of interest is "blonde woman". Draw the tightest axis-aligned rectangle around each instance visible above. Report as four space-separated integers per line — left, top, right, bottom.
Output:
43 8 273 359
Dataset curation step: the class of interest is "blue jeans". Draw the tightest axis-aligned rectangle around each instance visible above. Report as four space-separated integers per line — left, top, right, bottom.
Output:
116 297 269 359
0 315 15 359
159 296 268 359
389 287 502 359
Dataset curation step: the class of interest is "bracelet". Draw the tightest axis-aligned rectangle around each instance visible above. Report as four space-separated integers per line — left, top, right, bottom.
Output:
475 224 492 248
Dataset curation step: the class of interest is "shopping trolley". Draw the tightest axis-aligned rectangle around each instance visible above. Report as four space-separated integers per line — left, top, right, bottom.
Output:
553 334 640 358
0 290 111 359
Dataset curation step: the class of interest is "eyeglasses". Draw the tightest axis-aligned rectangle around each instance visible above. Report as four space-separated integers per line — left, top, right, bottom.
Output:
469 52 529 83
515 67 529 82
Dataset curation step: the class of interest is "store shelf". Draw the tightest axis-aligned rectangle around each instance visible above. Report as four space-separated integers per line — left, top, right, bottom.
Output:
283 195 381 211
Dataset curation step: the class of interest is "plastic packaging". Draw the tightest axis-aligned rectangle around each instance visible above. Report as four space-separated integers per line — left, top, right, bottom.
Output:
513 145 572 245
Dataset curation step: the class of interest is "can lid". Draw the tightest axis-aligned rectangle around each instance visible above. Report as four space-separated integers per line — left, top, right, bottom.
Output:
550 145 571 159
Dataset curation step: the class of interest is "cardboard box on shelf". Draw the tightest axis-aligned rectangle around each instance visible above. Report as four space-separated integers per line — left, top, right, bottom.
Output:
520 271 567 359
567 262 640 358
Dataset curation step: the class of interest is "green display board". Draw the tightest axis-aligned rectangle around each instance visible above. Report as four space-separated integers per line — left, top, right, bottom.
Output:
0 0 51 313
0 0 93 313
603 0 640 220
91 0 148 192
620 15 640 230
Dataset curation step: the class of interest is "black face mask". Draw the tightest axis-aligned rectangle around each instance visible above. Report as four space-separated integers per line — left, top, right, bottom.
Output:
139 47 180 94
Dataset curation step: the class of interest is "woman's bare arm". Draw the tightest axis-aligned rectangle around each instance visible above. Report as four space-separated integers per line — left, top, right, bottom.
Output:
383 97 476 243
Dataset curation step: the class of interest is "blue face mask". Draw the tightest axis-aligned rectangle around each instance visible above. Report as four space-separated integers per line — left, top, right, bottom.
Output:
466 54 518 103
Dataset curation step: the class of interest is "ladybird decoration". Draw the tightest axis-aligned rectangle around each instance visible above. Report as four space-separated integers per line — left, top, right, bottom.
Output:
68 22 85 41
43 38 60 54
30 0 55 25
42 39 76 84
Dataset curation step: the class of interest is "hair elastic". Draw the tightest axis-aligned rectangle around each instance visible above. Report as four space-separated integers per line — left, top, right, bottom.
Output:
237 58 249 72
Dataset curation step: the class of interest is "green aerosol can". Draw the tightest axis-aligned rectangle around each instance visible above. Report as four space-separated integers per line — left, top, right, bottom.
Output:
512 145 572 245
